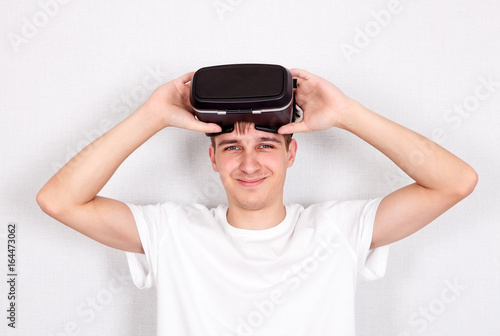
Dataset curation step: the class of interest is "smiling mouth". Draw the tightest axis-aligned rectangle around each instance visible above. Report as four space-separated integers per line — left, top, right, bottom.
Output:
236 178 266 188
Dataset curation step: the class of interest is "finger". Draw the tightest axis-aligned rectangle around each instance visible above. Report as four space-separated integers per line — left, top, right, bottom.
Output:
277 121 311 134
289 68 311 80
178 71 195 85
188 120 222 134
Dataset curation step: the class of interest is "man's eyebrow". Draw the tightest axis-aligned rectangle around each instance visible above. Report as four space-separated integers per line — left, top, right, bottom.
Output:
217 136 283 147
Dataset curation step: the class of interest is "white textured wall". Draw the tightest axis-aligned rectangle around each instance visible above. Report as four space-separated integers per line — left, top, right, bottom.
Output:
1 0 499 335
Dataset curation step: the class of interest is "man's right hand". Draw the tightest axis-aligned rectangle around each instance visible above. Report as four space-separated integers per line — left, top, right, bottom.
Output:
37 70 222 254
145 71 222 134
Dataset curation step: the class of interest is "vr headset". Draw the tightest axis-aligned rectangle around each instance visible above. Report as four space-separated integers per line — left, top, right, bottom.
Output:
189 63 298 136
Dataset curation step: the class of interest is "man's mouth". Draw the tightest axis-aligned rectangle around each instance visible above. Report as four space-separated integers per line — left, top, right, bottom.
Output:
236 177 266 188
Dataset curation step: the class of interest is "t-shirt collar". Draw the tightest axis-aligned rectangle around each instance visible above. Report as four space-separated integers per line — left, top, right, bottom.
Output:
217 204 294 240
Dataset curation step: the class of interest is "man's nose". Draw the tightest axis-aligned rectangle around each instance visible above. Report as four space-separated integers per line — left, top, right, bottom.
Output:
239 150 261 174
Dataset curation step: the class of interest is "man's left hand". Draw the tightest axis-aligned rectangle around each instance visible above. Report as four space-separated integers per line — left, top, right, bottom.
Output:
278 68 354 134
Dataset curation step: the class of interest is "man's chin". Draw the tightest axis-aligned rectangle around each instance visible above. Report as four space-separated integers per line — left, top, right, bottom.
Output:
232 196 268 211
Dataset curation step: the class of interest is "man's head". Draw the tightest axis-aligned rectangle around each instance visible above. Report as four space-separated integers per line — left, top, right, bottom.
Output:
208 121 297 211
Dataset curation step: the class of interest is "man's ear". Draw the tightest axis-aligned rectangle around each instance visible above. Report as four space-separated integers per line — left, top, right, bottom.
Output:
287 139 298 168
209 144 219 172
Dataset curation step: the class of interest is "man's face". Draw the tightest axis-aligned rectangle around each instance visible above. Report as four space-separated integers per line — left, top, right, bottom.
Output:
209 123 297 211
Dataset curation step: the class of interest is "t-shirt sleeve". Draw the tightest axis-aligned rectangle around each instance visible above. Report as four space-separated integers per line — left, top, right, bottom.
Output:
124 201 179 289
354 197 389 283
323 197 390 283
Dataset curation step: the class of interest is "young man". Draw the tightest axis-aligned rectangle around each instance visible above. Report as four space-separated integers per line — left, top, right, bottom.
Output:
37 68 478 335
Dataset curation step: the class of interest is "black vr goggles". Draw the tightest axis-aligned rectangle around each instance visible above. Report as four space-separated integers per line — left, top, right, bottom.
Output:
189 64 298 136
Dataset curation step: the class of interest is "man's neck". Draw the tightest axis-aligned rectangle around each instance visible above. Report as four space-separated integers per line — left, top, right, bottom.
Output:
226 201 286 230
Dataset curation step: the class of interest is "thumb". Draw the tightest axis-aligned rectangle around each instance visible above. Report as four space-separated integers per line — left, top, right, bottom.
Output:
189 120 222 134
278 121 311 134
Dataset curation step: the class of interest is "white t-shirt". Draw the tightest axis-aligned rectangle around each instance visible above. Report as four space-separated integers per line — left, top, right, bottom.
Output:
125 198 390 336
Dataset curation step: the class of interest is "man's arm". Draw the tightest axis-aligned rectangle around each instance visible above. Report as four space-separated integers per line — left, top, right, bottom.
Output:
36 72 221 253
338 101 478 249
279 68 478 249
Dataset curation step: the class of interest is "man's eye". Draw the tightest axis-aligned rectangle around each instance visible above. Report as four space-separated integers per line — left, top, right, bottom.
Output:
260 144 273 149
225 146 238 151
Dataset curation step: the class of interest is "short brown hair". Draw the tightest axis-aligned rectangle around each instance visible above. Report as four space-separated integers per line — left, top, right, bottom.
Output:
210 121 293 151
